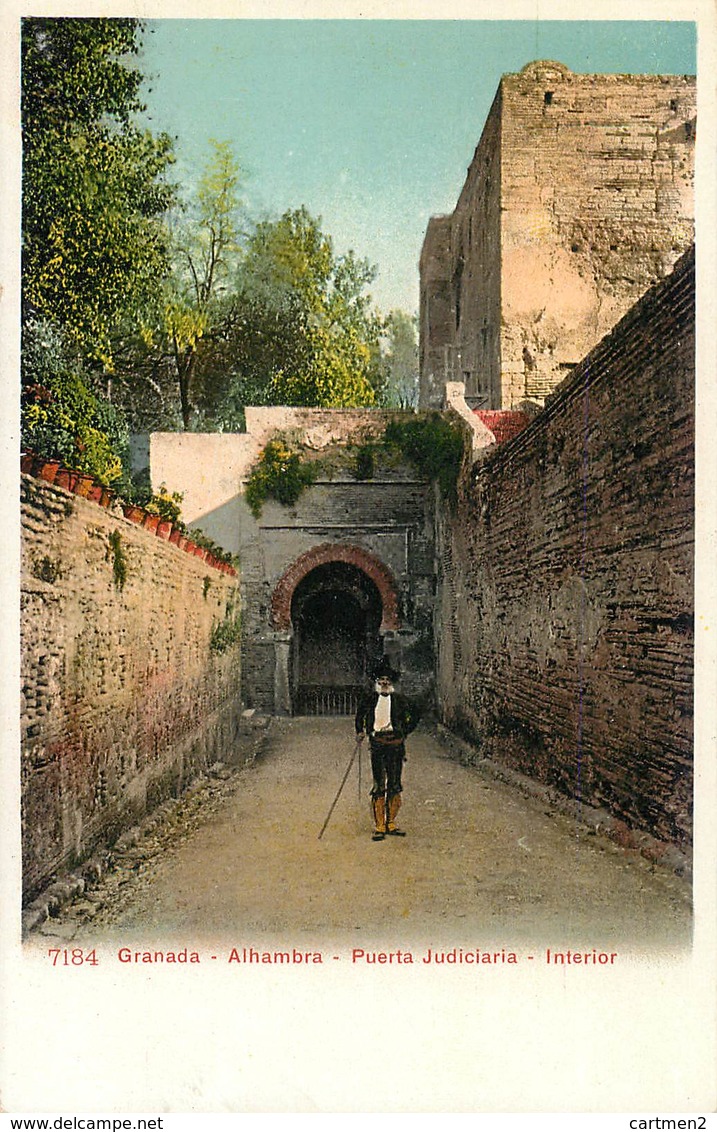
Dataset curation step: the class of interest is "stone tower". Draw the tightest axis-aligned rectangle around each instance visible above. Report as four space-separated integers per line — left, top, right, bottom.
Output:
419 61 695 410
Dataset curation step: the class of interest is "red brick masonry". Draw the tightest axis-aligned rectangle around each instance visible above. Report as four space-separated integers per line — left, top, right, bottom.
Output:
270 542 401 632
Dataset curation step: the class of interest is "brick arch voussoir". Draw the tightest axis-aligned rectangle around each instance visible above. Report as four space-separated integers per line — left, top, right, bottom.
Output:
270 543 400 632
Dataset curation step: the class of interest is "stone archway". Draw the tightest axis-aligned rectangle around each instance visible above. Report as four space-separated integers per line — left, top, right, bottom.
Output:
270 544 400 632
269 544 401 715
290 561 383 715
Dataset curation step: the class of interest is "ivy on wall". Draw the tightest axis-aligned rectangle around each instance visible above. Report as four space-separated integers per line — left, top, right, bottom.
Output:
210 601 242 654
107 530 128 590
383 413 465 503
244 414 466 518
349 443 377 481
245 438 318 518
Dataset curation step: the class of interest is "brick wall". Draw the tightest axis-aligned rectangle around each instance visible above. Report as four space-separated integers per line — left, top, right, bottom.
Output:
21 478 242 900
435 247 694 852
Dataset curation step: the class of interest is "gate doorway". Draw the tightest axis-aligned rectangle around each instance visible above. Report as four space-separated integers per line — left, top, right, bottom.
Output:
290 562 383 715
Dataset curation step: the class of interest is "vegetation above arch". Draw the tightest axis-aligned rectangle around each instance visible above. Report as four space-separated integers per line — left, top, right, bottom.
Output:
243 413 466 518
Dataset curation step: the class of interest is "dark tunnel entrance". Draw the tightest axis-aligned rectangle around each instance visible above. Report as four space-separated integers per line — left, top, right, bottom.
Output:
290 561 383 715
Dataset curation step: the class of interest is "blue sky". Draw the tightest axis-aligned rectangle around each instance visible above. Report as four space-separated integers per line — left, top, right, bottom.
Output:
138 19 697 316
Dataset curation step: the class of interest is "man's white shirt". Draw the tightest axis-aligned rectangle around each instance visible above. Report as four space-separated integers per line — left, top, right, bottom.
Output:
374 693 392 732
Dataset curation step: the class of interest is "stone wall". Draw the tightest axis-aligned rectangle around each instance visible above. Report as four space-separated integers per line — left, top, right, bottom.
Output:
435 248 694 852
420 61 695 411
500 62 695 407
419 215 459 410
239 455 436 715
150 407 438 716
21 477 242 901
441 86 504 409
148 406 404 557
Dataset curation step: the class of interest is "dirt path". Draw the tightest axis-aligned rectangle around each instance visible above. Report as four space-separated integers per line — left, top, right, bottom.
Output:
31 717 691 953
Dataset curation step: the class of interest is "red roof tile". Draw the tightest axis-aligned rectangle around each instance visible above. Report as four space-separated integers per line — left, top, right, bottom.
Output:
474 410 532 445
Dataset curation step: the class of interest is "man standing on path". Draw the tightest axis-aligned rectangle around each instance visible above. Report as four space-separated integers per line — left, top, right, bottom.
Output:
355 657 419 841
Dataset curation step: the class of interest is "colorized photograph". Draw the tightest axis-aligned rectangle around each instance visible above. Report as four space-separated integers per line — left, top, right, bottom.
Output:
6 7 714 1115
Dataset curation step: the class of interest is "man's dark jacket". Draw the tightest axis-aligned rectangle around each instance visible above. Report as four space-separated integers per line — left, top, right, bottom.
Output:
355 692 420 740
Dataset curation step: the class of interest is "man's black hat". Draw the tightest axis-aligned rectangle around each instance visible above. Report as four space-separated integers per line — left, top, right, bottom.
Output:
373 656 400 681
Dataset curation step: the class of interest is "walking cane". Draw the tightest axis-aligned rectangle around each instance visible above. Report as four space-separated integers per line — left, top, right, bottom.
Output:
318 736 362 840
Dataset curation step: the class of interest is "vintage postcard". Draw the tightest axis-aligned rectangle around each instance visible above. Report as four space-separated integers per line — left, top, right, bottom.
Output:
1 0 716 1119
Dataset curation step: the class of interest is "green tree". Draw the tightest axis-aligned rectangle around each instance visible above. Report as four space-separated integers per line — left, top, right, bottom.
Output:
381 309 419 409
21 320 129 486
199 206 384 422
162 140 244 428
114 140 245 430
21 17 176 368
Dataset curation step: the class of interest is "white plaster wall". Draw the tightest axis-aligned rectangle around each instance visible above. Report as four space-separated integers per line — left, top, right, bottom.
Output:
150 408 411 558
150 432 260 555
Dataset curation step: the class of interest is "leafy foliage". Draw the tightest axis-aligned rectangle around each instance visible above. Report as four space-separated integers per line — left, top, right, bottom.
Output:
143 483 185 525
381 310 419 408
244 438 318 518
108 530 128 590
22 17 176 367
111 184 391 430
197 207 384 423
210 601 242 654
383 413 466 501
20 20 409 437
21 320 128 485
350 443 377 481
159 140 244 428
110 139 246 431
